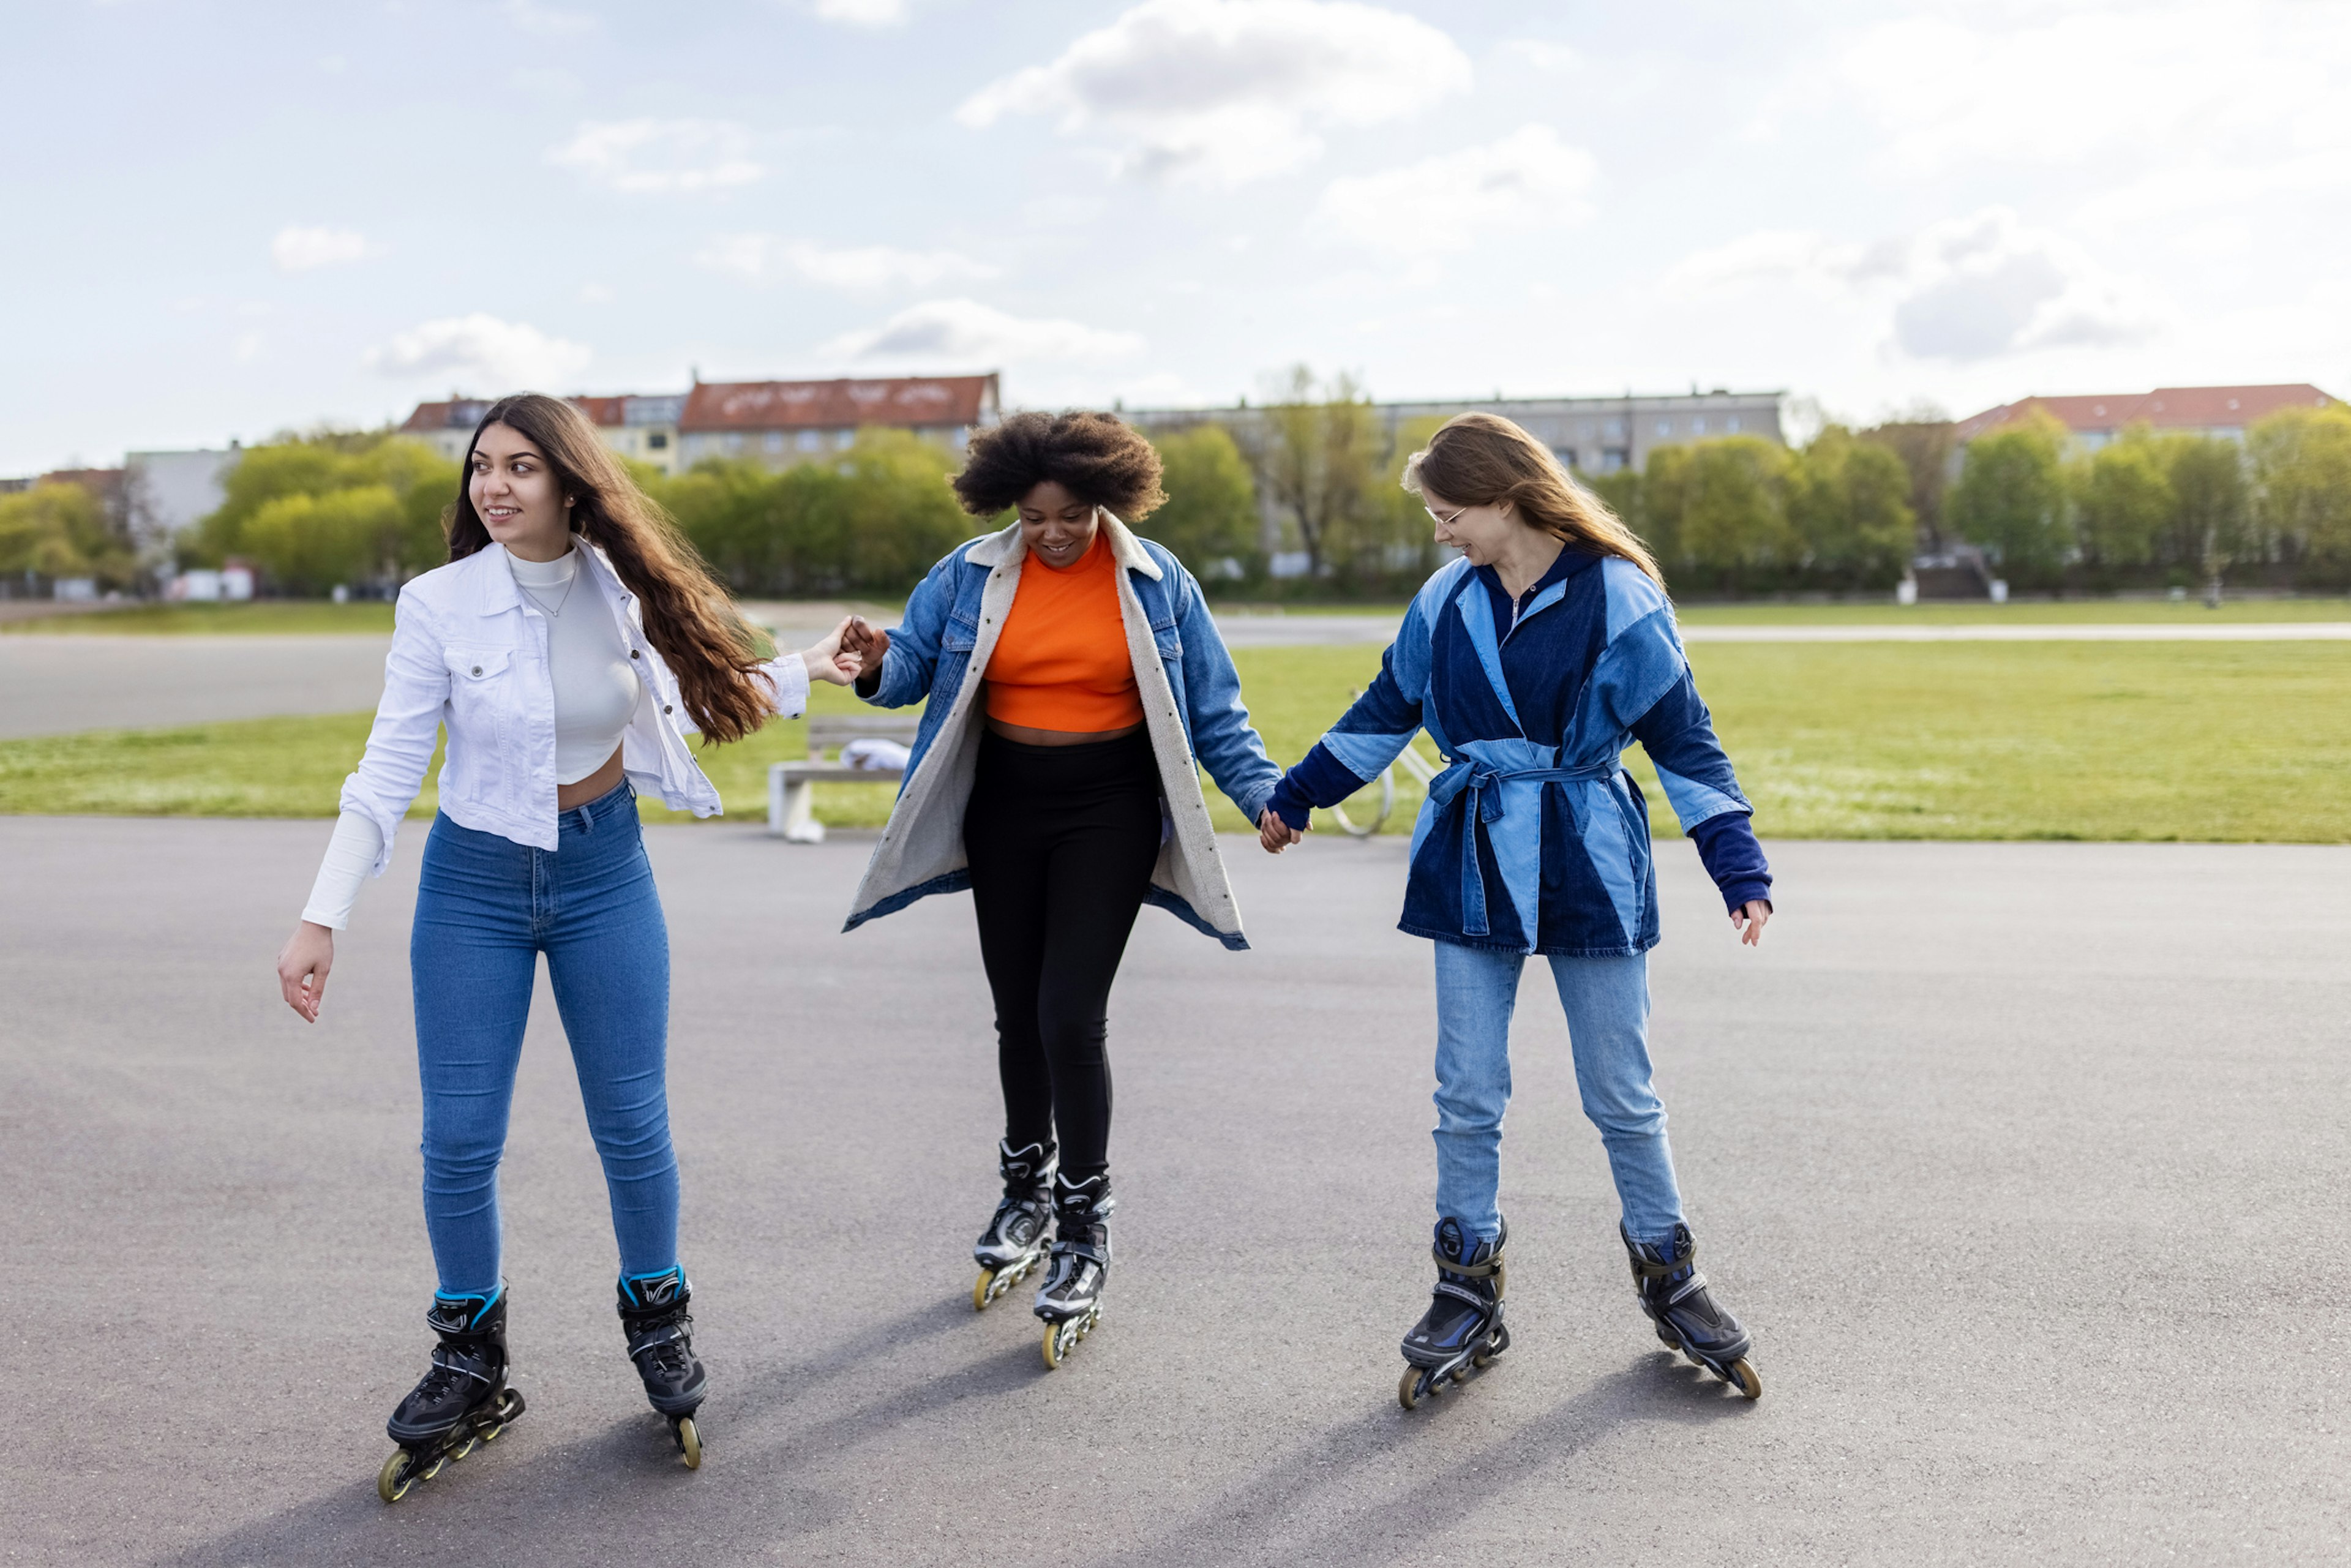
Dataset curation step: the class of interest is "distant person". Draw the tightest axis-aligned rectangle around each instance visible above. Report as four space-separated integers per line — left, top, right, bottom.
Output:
836 411 1281 1369
1256 412 1774 1408
272 393 862 1499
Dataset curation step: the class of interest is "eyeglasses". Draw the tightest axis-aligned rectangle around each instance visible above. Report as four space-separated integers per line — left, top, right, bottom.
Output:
1425 504 1468 528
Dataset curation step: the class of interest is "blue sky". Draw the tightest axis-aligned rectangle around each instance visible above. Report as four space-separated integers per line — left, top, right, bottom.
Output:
7 0 2344 473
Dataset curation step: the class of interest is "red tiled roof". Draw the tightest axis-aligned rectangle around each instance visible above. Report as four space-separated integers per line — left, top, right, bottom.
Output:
1956 384 2336 443
399 396 637 433
680 375 999 432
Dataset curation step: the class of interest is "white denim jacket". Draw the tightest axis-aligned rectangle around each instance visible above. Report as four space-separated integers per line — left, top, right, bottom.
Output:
337 538 808 876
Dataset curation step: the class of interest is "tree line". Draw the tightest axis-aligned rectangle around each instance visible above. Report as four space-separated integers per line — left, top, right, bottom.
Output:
156 380 2351 602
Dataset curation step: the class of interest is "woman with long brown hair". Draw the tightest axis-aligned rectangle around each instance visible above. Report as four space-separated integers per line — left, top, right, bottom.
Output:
1259 411 1774 1408
272 394 861 1497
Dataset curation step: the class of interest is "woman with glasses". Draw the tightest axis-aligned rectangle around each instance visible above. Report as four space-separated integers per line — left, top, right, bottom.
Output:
1259 413 1774 1408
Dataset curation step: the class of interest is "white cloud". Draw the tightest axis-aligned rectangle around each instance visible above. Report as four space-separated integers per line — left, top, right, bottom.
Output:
1826 3 2351 177
958 0 1471 186
1663 207 2165 364
808 0 906 24
504 0 599 35
1501 39 1579 73
364 313 592 388
548 119 762 193
697 235 998 290
271 225 375 272
821 298 1144 365
1315 125 1597 255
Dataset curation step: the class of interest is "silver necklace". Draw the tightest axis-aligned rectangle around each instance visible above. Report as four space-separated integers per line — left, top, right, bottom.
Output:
517 564 578 618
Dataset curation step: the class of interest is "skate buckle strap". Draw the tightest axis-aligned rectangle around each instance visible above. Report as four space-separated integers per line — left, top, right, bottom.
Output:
1629 1248 1695 1280
1665 1270 1710 1306
1431 1280 1491 1311
1431 1244 1504 1279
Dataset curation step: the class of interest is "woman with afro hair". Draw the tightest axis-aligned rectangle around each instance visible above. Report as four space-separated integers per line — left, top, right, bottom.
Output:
839 410 1284 1367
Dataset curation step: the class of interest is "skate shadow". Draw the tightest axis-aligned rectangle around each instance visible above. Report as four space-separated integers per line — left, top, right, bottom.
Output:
1073 1356 1756 1568
148 1296 1044 1568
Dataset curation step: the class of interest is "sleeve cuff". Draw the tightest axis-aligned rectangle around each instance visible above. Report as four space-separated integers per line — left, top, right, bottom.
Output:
767 653 811 719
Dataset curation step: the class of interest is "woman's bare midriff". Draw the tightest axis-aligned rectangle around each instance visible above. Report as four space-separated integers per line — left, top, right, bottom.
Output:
557 746 627 809
987 719 1145 748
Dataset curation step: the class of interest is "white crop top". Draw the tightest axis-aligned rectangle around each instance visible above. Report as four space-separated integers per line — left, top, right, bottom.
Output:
509 548 643 783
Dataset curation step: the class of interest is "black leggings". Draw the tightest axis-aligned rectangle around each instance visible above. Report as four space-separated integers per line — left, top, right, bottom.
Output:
964 728 1162 1185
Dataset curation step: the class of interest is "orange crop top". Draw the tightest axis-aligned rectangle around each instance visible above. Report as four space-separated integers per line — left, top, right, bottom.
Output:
984 530 1145 732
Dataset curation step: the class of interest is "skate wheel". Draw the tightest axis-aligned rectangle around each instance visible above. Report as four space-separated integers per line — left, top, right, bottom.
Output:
674 1415 702 1469
1043 1317 1085 1370
1398 1366 1427 1410
974 1267 999 1312
377 1449 418 1504
446 1432 478 1462
1727 1358 1762 1400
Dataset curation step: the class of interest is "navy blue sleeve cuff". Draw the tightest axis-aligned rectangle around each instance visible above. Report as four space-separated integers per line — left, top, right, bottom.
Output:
1269 743 1363 828
1689 812 1773 915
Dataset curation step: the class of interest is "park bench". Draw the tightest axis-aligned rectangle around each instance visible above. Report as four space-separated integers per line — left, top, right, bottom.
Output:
768 713 922 843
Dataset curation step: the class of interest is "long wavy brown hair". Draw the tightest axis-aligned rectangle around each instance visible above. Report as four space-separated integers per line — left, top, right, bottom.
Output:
1404 411 1664 585
447 394 773 743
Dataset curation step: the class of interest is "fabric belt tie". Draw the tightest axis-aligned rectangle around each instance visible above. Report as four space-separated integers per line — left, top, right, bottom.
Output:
1426 757 1624 937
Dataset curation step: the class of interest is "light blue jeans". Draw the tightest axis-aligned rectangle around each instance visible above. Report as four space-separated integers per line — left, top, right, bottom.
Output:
410 782 678 1296
1431 940 1686 1248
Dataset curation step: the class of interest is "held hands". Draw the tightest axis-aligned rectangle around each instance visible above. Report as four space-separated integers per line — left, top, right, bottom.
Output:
277 921 335 1022
798 616 866 688
841 616 891 666
1731 900 1771 947
1258 808 1307 854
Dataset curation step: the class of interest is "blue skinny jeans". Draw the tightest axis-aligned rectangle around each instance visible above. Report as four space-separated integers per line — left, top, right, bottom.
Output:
1431 940 1687 1248
410 782 678 1296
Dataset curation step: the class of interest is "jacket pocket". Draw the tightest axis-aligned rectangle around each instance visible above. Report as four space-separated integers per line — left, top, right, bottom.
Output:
941 615 978 654
441 645 512 797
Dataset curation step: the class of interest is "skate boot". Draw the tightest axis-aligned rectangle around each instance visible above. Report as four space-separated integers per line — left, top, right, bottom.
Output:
1033 1171 1112 1369
973 1139 1057 1311
378 1286 526 1503
1398 1217 1508 1408
618 1267 709 1467
1622 1222 1760 1399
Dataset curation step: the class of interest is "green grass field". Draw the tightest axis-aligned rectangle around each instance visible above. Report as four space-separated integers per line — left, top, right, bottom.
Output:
7 594 2349 636
4 641 2345 842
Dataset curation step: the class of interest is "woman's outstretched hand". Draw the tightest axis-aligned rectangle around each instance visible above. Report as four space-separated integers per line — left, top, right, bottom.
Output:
841 616 891 666
1731 900 1771 947
1258 808 1307 854
798 616 865 687
277 921 335 1022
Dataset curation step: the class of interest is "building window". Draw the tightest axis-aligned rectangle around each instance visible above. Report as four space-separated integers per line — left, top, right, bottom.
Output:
1656 419 1673 438
1692 417 1707 437
1724 416 1740 434
723 433 743 454
1552 446 1579 471
648 432 668 449
797 430 821 452
835 429 855 450
764 431 785 454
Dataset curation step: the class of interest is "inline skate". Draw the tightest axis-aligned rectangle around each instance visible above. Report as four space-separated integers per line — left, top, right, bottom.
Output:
1622 1222 1760 1398
973 1139 1056 1311
1398 1217 1509 1408
378 1286 526 1503
618 1267 709 1466
1034 1171 1112 1368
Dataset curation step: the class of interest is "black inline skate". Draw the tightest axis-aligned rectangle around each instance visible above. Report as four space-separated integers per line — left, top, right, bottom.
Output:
1034 1171 1112 1368
1622 1222 1760 1399
618 1267 709 1467
1398 1217 1509 1408
378 1286 526 1503
973 1139 1057 1311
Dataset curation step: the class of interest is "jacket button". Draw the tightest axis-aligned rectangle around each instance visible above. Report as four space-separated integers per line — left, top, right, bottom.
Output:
470 665 482 676
631 650 641 659
663 704 673 714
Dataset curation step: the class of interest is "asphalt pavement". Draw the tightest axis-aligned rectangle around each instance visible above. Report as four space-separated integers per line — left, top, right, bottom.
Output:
0 820 2343 1566
9 616 2350 739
